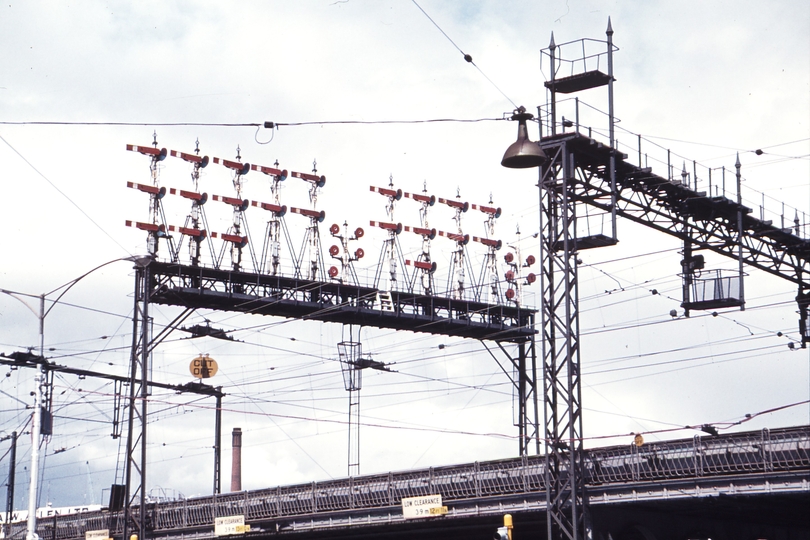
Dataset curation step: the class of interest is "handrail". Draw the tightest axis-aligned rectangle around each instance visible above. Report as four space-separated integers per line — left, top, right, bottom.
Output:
24 425 809 540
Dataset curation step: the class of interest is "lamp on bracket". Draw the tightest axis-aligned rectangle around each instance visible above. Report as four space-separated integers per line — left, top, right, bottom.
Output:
501 106 546 169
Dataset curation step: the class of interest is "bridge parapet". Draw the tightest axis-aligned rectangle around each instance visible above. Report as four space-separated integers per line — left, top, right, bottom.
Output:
22 426 809 540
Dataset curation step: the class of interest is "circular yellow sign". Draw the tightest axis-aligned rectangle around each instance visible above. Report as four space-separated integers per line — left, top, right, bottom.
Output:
189 355 218 379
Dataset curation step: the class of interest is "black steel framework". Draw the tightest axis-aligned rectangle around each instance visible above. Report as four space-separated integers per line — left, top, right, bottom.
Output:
117 258 539 538
145 260 536 342
534 19 810 540
538 21 619 540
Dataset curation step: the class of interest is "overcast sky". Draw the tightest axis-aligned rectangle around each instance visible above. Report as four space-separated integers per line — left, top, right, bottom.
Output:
1 0 809 509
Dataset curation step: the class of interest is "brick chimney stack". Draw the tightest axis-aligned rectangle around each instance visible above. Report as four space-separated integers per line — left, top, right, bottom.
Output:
230 427 242 492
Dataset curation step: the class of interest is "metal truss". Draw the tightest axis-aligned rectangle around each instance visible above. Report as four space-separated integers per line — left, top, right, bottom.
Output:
122 264 150 540
540 132 810 334
539 140 587 540
535 131 810 540
546 133 810 280
146 261 536 342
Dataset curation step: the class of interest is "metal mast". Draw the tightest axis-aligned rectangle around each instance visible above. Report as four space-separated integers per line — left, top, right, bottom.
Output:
537 19 617 540
123 258 151 540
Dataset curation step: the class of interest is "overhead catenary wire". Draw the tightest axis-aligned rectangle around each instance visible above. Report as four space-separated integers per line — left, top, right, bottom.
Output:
409 0 518 109
0 135 133 257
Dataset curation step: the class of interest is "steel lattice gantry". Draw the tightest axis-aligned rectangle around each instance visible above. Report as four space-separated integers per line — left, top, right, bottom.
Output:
541 131 810 315
535 130 810 540
140 259 541 457
531 20 810 540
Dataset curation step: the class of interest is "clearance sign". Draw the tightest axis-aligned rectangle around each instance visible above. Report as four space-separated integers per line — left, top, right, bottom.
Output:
401 495 448 519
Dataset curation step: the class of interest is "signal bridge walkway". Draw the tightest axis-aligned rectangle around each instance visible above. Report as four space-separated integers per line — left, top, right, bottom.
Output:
26 425 809 540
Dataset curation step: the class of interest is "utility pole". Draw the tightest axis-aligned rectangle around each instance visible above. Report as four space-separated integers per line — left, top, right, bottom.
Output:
26 295 46 540
4 431 17 536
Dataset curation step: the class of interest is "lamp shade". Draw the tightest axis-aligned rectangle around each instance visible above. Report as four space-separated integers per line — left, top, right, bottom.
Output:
501 107 546 169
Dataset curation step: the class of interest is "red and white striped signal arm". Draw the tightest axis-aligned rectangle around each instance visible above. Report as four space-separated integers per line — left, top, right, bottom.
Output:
403 225 437 240
403 192 436 206
169 150 209 168
250 200 287 217
470 203 502 218
167 188 208 205
210 231 248 247
369 185 403 200
405 259 437 273
437 197 469 212
369 220 403 235
126 181 167 199
290 170 326 188
167 225 208 240
125 221 166 234
290 207 326 222
212 194 250 212
472 236 502 250
213 157 250 175
126 144 167 161
438 230 470 245
251 164 288 180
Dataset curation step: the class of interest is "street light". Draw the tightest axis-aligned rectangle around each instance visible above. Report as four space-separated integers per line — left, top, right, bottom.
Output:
1 255 133 540
501 106 546 169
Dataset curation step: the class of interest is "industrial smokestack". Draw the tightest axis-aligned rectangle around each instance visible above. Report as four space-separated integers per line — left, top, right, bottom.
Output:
230 427 242 492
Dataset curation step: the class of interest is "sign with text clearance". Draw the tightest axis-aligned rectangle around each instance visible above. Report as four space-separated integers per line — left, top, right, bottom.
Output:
214 515 250 536
85 530 109 540
401 494 448 519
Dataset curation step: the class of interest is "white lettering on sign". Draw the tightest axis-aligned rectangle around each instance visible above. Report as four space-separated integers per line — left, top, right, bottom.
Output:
214 515 249 536
401 494 446 519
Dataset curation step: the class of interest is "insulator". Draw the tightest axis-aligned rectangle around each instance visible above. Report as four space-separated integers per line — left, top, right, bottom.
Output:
330 223 340 235
505 270 515 282
525 255 536 267
329 245 340 257
526 272 537 284
328 266 339 278
355 248 365 259
504 252 514 264
354 227 364 238
505 288 516 300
